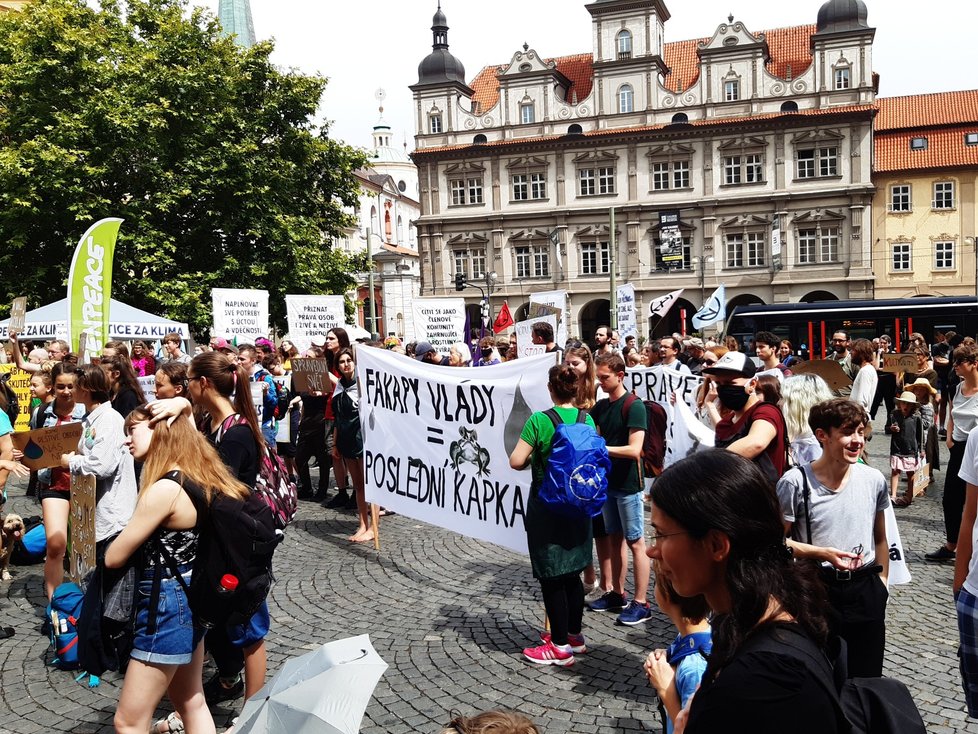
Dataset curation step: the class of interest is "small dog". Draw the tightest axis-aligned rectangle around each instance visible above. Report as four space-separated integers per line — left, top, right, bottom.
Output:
0 513 25 581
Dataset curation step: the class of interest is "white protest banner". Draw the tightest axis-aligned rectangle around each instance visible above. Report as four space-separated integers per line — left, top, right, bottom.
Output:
515 315 556 359
250 382 265 423
529 290 568 347
212 288 269 342
412 298 465 353
884 505 911 586
286 295 345 352
622 366 704 468
616 284 637 340
357 350 555 554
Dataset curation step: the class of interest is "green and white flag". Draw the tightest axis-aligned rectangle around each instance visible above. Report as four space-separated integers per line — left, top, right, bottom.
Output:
67 218 123 354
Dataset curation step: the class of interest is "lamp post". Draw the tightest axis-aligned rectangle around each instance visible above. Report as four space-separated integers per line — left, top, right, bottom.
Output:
694 255 715 305
485 270 498 324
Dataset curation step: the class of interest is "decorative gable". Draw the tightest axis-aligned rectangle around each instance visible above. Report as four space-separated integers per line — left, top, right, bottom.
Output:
698 19 768 57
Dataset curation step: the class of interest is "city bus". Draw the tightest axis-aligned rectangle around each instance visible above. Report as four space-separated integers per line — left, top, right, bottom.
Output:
726 296 978 358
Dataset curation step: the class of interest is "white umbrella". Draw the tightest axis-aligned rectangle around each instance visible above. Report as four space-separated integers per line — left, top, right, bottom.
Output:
233 635 388 734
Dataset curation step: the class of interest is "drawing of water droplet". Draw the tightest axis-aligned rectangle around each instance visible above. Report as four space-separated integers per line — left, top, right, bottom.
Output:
368 407 376 431
504 380 533 455
23 438 43 460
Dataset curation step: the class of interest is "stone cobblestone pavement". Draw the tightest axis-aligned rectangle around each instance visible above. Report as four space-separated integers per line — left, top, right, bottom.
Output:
1 413 978 733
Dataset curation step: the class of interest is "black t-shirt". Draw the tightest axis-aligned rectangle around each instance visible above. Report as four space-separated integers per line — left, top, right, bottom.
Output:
111 387 142 418
686 625 840 734
207 422 259 488
298 392 328 430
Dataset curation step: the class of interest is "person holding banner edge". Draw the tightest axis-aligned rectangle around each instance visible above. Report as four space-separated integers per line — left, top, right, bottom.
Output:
510 364 594 666
331 348 374 543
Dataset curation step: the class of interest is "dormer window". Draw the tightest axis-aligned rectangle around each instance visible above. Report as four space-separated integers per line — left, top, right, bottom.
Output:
520 102 535 125
616 30 632 60
834 66 851 90
723 79 740 102
618 84 634 114
429 113 443 134
966 133 978 146
911 137 928 151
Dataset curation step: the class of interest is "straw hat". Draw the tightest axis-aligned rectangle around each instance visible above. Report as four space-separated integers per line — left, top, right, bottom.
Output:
908 377 937 395
894 391 918 405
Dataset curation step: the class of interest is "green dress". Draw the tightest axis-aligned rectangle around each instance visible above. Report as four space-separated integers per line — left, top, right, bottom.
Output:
521 406 595 580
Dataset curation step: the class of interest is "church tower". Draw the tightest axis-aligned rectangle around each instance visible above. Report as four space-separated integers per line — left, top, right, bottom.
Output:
218 0 256 48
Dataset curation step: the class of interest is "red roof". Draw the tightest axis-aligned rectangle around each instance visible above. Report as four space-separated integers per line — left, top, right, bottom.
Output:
875 128 978 173
875 90 978 132
470 25 815 112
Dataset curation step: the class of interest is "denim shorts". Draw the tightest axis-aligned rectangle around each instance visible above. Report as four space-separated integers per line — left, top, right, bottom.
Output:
601 490 645 542
228 600 270 649
132 568 205 665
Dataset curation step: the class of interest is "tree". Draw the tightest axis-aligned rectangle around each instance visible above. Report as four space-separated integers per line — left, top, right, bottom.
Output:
0 0 369 336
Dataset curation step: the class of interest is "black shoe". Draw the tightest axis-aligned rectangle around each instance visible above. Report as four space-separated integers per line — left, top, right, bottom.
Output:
297 488 313 500
344 494 358 510
326 491 349 509
925 546 956 562
203 672 244 704
313 488 328 502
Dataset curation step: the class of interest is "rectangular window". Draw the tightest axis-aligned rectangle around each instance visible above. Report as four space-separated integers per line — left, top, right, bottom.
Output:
934 181 955 209
451 180 466 206
515 246 531 278
889 184 911 213
467 178 483 205
654 237 692 270
579 168 595 196
724 156 742 185
532 245 549 277
521 103 535 125
598 166 615 194
746 232 765 267
512 174 528 201
796 146 838 179
530 172 547 199
581 241 610 275
453 250 468 278
471 249 487 279
725 234 744 268
935 241 955 270
892 243 911 271
798 229 816 264
651 160 690 190
910 137 928 151
515 244 550 278
673 160 690 189
834 67 851 90
429 115 443 134
651 162 669 191
967 133 978 146
724 79 740 102
820 227 839 262
746 154 763 183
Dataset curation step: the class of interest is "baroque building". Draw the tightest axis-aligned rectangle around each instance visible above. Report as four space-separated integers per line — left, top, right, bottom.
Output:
872 90 978 300
410 0 878 338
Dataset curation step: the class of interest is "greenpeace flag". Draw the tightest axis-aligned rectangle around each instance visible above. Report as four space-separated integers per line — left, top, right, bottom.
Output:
692 284 726 330
357 348 557 554
493 300 514 333
649 288 683 319
67 218 123 354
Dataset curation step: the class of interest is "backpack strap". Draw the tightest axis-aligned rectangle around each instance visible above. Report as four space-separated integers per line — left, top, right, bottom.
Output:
620 394 644 482
543 408 562 429
799 466 814 546
215 413 244 444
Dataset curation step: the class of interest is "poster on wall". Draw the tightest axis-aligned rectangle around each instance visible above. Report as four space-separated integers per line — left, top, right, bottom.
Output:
212 288 269 342
286 295 345 352
411 298 466 353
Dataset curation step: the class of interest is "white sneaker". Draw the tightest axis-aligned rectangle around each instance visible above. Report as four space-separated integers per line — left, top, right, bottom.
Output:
584 585 610 604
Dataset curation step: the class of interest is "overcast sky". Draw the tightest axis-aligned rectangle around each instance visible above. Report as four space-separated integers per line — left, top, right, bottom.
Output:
195 0 975 153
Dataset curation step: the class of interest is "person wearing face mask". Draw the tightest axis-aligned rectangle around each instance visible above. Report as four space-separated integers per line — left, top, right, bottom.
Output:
705 351 787 481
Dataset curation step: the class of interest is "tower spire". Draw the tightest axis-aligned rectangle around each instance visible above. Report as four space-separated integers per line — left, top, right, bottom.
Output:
218 0 257 49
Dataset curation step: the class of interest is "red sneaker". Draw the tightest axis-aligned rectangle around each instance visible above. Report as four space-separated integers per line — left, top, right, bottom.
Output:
539 631 587 654
522 640 575 667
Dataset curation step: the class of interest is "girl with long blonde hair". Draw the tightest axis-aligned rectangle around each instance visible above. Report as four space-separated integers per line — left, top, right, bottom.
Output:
107 405 249 734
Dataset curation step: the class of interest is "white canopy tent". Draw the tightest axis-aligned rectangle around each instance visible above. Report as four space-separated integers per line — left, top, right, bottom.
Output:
0 297 191 342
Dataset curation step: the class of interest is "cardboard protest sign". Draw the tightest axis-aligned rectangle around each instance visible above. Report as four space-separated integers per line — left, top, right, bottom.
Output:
412 298 465 352
515 315 556 358
290 358 331 394
11 423 84 470
791 359 853 392
357 349 555 554
529 291 568 347
882 353 919 374
0 364 31 431
8 297 26 333
286 295 345 353
212 288 269 342
69 474 97 585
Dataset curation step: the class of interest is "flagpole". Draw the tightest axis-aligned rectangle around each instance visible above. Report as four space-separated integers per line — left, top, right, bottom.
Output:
609 207 617 330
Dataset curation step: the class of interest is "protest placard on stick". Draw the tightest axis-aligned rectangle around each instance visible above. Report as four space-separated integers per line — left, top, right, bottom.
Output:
11 423 84 470
69 474 97 585
291 358 331 393
8 297 26 332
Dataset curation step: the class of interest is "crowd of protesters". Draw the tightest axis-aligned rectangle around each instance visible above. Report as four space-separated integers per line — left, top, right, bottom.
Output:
0 320 973 731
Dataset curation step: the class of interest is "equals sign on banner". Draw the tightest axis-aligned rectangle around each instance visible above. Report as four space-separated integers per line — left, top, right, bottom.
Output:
427 426 444 445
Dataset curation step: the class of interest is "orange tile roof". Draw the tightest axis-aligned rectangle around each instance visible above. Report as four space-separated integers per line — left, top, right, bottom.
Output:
414 104 875 157
875 90 978 132
875 127 978 173
469 25 814 112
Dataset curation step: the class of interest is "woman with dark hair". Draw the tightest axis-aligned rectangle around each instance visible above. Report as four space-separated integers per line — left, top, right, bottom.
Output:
331 348 372 542
130 340 156 378
509 364 593 667
60 364 138 552
323 328 352 509
648 450 843 732
277 339 299 372
101 353 146 417
154 361 188 400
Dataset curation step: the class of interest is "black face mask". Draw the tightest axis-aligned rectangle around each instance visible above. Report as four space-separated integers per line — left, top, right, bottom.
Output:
716 383 751 411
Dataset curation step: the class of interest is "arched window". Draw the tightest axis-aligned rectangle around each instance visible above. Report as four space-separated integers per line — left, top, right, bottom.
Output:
616 30 632 59
780 101 799 113
397 215 404 243
671 112 689 124
370 205 377 234
618 84 634 114
474 133 487 144
567 123 583 135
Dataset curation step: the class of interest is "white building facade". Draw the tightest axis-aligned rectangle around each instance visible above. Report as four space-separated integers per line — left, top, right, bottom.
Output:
410 0 878 339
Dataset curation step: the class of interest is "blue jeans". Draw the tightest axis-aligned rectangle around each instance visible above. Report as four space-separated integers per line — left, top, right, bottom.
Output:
601 490 645 542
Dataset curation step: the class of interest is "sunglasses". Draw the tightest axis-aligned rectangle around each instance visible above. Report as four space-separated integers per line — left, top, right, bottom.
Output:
702 359 717 366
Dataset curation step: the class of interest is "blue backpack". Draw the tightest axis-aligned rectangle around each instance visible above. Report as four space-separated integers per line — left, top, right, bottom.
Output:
537 409 610 518
47 582 84 670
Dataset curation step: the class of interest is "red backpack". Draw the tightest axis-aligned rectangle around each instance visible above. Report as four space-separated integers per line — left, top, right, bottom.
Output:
622 394 668 478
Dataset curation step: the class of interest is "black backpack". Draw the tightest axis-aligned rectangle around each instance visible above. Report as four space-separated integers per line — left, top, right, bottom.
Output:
158 471 282 629
745 624 925 734
0 372 19 426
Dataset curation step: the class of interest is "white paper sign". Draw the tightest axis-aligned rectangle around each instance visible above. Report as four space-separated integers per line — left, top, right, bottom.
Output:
286 295 345 353
212 288 269 342
357 349 555 554
138 375 156 402
529 290 568 347
515 315 556 359
412 298 466 352
616 283 637 340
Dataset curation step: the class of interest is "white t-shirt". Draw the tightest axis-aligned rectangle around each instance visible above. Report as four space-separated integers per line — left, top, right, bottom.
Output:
957 429 978 595
850 363 878 413
952 385 978 443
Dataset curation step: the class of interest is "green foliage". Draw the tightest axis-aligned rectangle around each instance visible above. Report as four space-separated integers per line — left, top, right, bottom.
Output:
0 0 368 336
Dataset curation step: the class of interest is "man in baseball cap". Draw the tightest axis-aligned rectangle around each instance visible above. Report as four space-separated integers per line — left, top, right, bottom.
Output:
415 341 449 365
704 350 786 480
683 337 707 375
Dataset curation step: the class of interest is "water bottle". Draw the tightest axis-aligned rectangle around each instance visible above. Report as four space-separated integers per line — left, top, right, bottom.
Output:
199 574 239 629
